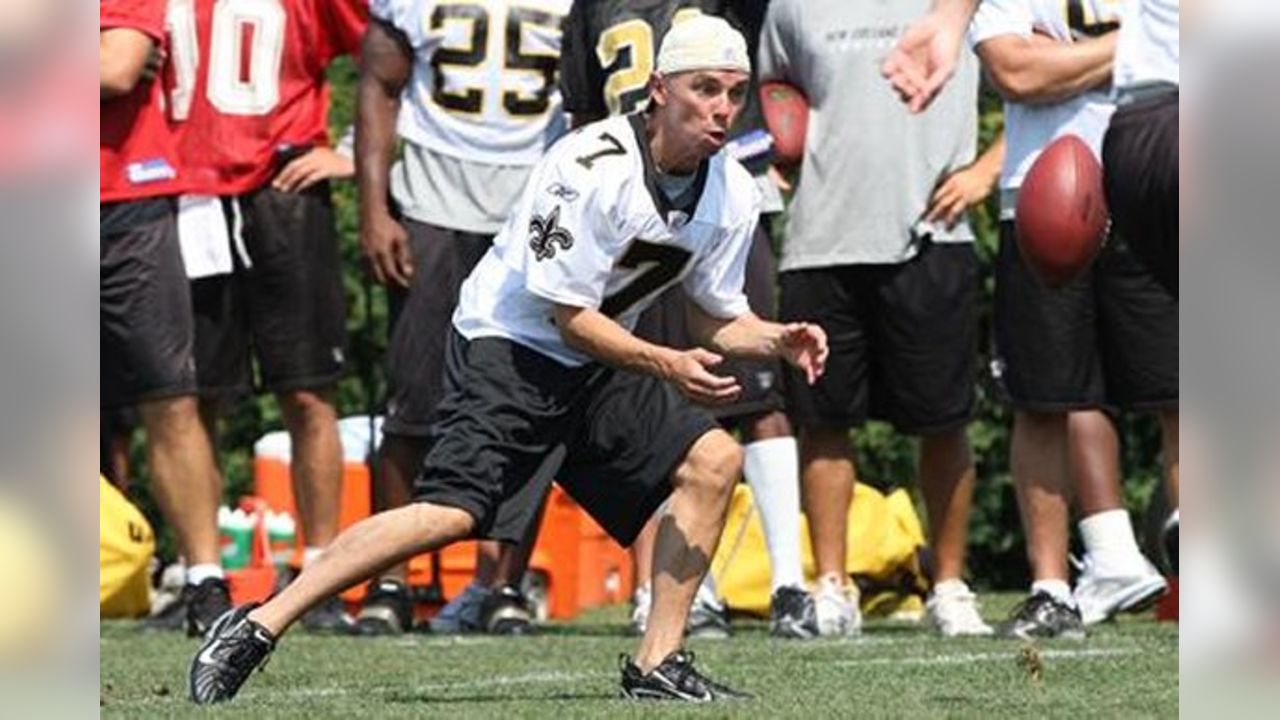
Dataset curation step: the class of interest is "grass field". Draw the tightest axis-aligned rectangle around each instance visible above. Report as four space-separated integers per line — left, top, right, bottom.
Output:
100 594 1176 718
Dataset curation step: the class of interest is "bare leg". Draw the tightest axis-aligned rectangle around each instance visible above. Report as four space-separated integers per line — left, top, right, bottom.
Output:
1068 410 1124 517
635 430 742 672
1012 411 1071 582
249 503 475 635
140 396 223 566
918 427 976 583
630 513 660 590
372 434 425 583
278 387 343 549
798 426 855 579
1160 410 1178 509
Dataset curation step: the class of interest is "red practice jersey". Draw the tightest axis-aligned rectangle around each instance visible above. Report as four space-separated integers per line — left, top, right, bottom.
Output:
168 0 367 194
101 0 186 202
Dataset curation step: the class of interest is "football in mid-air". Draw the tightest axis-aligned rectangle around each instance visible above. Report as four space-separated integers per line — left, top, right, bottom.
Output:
759 81 809 168
1015 134 1109 287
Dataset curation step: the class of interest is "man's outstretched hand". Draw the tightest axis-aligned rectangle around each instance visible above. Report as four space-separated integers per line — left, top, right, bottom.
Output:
778 322 828 385
881 3 972 113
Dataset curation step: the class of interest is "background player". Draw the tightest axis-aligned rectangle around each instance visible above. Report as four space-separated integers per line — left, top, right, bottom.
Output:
354 0 572 636
102 0 230 637
166 0 368 632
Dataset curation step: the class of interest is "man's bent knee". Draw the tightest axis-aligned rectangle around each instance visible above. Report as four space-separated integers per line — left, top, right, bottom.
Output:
674 430 743 496
404 501 477 541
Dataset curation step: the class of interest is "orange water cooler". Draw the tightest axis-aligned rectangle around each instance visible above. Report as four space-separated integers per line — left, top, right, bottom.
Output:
247 417 634 620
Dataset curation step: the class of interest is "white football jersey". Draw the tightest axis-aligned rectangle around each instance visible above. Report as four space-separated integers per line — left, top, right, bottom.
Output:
970 0 1128 207
371 0 572 165
1113 0 1178 91
453 114 761 367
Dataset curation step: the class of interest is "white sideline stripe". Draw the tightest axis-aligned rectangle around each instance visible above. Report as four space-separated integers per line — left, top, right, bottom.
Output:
832 647 1139 667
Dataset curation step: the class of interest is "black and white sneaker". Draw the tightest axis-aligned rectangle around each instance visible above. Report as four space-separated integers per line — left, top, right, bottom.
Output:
769 585 819 639
186 578 233 638
480 585 535 636
1002 592 1086 640
188 604 276 705
619 650 752 702
355 579 415 636
301 595 357 634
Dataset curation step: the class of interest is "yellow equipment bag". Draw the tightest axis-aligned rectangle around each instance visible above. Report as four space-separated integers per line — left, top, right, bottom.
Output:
100 476 154 618
710 483 930 618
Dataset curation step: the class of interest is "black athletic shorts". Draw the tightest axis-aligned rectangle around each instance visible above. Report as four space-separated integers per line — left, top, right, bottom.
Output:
412 330 719 546
383 219 492 437
779 239 978 435
993 221 1178 412
191 183 347 397
633 221 784 420
1103 88 1178 296
101 197 199 408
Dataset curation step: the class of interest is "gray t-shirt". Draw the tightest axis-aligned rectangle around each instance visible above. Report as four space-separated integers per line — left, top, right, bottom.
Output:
759 0 980 270
391 141 534 235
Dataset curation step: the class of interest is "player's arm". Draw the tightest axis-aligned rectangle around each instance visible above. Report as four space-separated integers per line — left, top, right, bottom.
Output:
553 304 744 405
686 305 828 385
356 18 414 287
976 31 1117 104
99 27 156 100
924 130 1006 227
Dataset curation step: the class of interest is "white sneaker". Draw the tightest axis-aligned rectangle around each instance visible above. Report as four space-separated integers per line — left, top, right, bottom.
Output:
430 583 490 633
629 584 651 636
1072 555 1168 626
813 574 861 637
926 580 994 637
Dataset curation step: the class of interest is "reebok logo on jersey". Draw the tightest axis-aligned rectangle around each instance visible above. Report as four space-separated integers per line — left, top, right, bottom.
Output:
529 206 574 261
546 182 580 201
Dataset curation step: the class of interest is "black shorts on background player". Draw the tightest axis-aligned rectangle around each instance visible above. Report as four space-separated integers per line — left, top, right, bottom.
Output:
993 221 1178 412
101 197 199 408
191 182 347 397
779 239 978 434
414 331 718 546
634 224 784 420
384 219 492 437
1103 88 1178 297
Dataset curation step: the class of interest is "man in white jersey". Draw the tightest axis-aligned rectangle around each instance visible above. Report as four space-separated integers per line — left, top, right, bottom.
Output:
353 0 572 638
1104 0 1178 296
1101 0 1179 567
971 0 1177 638
189 15 827 704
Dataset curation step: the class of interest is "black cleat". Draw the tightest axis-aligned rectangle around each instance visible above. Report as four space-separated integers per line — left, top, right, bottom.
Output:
481 585 535 636
355 579 415 636
1002 591 1086 640
619 650 752 702
140 595 188 632
769 585 819 639
186 578 233 638
300 596 356 634
188 604 275 705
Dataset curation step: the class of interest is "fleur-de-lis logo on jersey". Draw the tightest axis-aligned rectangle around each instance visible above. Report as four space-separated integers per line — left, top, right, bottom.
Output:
529 206 575 261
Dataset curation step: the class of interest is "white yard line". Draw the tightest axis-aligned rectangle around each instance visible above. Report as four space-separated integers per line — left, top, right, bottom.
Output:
832 646 1140 667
